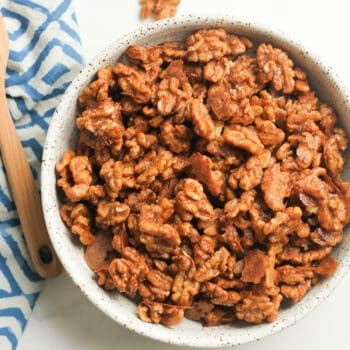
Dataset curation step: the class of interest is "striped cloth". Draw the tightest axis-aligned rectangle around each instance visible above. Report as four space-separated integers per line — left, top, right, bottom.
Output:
0 1 83 349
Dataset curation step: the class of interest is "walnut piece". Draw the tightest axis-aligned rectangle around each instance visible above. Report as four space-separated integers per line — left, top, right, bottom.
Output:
241 250 268 284
140 0 180 20
138 302 184 327
191 153 224 196
223 125 264 154
261 163 291 211
256 43 295 93
175 178 214 222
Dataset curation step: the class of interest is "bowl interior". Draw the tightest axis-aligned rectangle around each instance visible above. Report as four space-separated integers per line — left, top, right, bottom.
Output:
42 16 350 348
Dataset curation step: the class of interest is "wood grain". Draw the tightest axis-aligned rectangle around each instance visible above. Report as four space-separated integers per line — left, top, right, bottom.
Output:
0 16 61 278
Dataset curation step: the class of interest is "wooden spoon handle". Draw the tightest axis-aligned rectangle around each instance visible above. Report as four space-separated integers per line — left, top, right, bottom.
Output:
0 87 61 278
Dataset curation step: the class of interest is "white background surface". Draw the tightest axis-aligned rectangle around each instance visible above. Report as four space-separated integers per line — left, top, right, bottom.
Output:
19 1 350 349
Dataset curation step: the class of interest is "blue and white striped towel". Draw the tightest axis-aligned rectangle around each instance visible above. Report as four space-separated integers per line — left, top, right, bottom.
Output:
0 1 83 349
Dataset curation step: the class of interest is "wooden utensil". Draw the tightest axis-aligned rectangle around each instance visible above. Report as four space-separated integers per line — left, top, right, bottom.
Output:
0 16 61 278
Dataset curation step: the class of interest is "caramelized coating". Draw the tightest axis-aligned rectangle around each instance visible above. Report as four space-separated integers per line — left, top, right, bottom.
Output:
57 28 350 329
138 302 184 327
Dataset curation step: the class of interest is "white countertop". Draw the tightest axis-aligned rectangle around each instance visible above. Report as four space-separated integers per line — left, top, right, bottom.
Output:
19 1 350 349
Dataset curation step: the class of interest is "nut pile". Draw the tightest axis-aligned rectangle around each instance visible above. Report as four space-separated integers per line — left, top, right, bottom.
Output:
56 28 350 327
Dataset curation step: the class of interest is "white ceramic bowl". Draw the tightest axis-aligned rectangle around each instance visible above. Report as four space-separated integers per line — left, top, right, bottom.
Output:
41 15 350 348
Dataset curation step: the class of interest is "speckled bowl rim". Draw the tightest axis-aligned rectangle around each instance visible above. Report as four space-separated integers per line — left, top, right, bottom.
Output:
42 15 350 348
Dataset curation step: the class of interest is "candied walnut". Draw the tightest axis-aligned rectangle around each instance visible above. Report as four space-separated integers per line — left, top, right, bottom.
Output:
186 29 247 63
124 132 158 161
185 300 214 321
125 116 149 139
228 55 257 90
191 153 224 196
171 251 200 306
76 99 124 147
176 221 200 245
139 201 181 255
256 43 295 93
120 96 142 115
263 207 310 243
175 178 214 222
113 63 153 103
193 235 216 262
281 281 311 303
324 128 347 176
159 41 186 62
224 190 256 219
313 256 339 276
223 125 264 154
207 83 257 124
180 60 202 78
79 67 114 107
156 77 192 118
194 247 231 282
241 229 255 249
293 67 310 92
278 246 332 265
140 0 180 20
264 244 282 288
236 291 282 323
229 149 271 191
219 225 243 255
109 246 149 296
203 282 240 306
84 233 114 271
126 45 162 68
251 90 287 123
138 302 184 327
276 265 314 285
60 203 95 245
100 159 135 199
292 168 331 201
160 120 192 153
286 93 321 133
216 277 246 290
310 228 343 247
203 308 235 326
318 194 346 232
192 82 207 102
139 269 173 302
96 266 115 290
207 83 236 121
96 200 130 227
161 59 188 84
126 188 157 213
188 99 215 139
56 150 105 205
135 147 188 185
198 208 223 236
241 249 268 284
261 163 291 211
255 118 285 147
264 207 310 243
208 142 243 173
56 151 92 202
319 104 337 134
292 132 323 169
109 258 141 297
204 57 233 83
